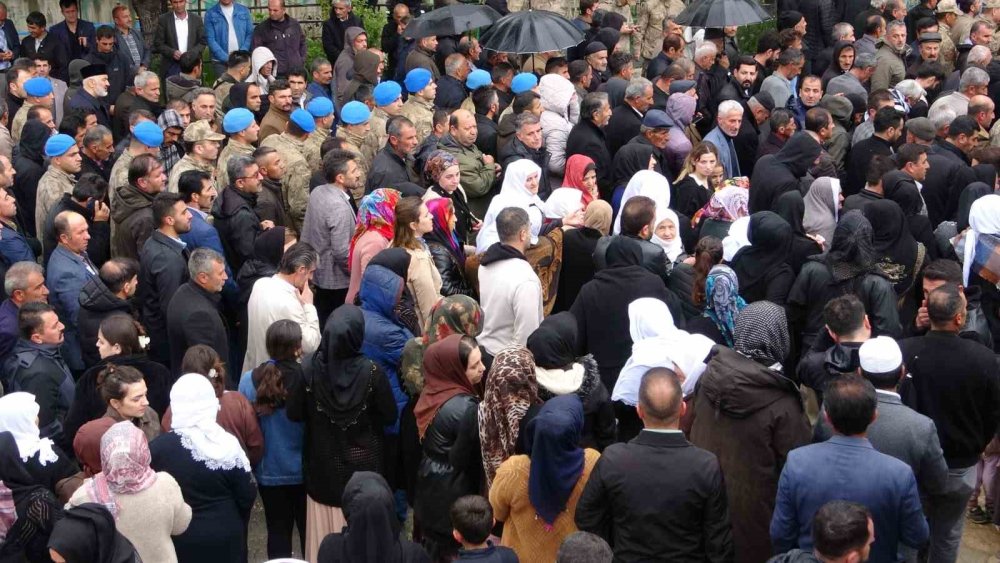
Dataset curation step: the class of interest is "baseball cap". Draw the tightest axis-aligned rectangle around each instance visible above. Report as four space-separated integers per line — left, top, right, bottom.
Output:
938 0 962 14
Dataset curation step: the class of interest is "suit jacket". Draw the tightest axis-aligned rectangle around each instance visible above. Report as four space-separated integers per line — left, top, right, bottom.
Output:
20 34 70 82
49 19 96 61
605 103 644 156
153 12 206 75
575 430 733 562
0 20 19 61
166 281 228 377
114 26 150 71
138 231 190 368
771 436 930 563
46 245 98 371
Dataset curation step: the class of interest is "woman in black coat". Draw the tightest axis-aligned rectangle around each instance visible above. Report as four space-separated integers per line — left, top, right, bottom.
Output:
774 191 824 276
424 197 474 298
553 201 612 314
672 142 719 218
729 211 796 305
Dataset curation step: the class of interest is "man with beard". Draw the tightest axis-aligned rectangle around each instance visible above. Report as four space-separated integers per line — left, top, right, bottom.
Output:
252 146 288 227
872 20 911 90
259 79 293 142
584 42 609 92
85 26 133 106
703 100 745 178
907 31 942 76
68 64 111 128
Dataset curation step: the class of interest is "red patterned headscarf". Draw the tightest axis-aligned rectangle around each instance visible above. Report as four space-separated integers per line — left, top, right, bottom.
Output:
349 188 401 270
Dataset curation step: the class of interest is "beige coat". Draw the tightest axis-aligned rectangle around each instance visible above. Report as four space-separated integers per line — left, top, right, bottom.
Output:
634 0 685 60
405 246 443 329
400 96 435 145
166 154 215 193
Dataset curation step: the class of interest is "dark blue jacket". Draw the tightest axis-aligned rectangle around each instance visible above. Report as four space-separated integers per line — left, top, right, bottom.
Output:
180 207 237 296
68 88 112 128
46 245 98 371
0 19 19 61
204 1 254 63
770 436 930 563
49 19 96 60
0 221 36 266
0 298 17 359
4 339 75 443
359 264 413 436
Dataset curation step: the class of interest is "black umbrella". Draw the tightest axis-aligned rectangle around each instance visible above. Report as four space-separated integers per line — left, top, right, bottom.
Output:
674 0 771 28
405 4 502 39
479 9 585 54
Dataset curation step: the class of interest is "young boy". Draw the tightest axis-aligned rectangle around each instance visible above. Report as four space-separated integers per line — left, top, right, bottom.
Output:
451 495 519 562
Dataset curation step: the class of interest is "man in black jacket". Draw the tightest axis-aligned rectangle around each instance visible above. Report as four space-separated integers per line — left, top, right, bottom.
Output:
498 112 552 199
566 92 613 199
213 155 270 273
138 192 191 367
472 86 499 159
434 53 470 112
797 295 871 405
749 131 822 212
605 77 654 156
166 247 229 377
152 0 205 80
576 367 733 562
42 172 110 268
322 0 362 66
77 257 137 369
593 196 669 284
905 116 976 226
844 106 902 195
900 284 1000 563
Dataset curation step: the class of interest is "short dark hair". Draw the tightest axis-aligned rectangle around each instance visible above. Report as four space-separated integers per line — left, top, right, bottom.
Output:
26 106 50 121
491 61 514 84
450 495 493 544
73 173 108 202
59 0 78 8
287 67 307 81
432 109 450 130
663 33 685 54
95 25 116 41
228 50 251 69
823 294 866 337
568 59 591 82
497 207 530 243
735 55 757 72
866 154 896 184
813 501 872 559
620 195 656 236
896 143 928 168
769 107 794 130
179 50 202 74
915 61 945 80
26 11 46 28
18 301 53 339
864 14 885 35
580 0 599 13
872 106 902 133
927 283 964 325
638 367 682 423
545 56 568 75
322 149 357 184
916 17 937 32
99 258 139 294
948 115 978 138
178 170 212 203
922 259 962 284
269 78 291 95
512 91 540 114
152 192 184 227
580 92 608 123
128 154 160 187
278 242 318 275
472 86 498 116
608 52 633 76
867 89 895 112
777 48 804 67
824 374 877 436
805 107 832 133
756 30 781 54
557 532 614 563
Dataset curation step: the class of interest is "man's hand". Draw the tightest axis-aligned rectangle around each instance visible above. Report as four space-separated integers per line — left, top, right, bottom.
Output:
260 220 275 230
493 163 501 176
173 50 182 60
79 36 88 48
93 201 110 222
482 154 495 165
915 300 930 330
299 282 314 306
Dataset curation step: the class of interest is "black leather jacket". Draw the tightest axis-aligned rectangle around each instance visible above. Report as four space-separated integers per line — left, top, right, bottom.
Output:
427 241 475 299
593 234 669 284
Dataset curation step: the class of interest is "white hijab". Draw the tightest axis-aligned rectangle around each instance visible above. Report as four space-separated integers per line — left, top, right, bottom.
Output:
544 187 584 219
170 374 250 472
613 170 671 235
652 207 685 263
476 159 545 253
0 393 59 466
962 194 1000 285
722 216 751 262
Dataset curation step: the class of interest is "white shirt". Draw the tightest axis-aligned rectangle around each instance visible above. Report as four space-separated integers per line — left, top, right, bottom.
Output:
243 275 321 373
174 12 189 54
220 4 238 53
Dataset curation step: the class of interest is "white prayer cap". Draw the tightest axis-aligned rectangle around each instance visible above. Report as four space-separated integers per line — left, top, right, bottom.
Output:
858 336 903 374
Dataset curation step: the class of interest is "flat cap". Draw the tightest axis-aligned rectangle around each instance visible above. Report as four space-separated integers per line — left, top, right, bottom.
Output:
669 79 696 94
906 117 936 141
751 91 775 112
642 109 674 128
918 31 943 43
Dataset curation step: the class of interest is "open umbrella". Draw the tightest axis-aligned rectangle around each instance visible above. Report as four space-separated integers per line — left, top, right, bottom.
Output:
674 0 771 28
479 9 585 54
405 4 502 39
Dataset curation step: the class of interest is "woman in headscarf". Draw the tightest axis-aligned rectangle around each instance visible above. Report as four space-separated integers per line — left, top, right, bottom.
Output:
774 190 824 274
610 144 659 215
347 188 402 305
957 194 1000 349
424 197 474 298
554 201 612 314
391 196 444 328
652 207 687 265
821 41 855 89
788 211 902 353
72 364 160 477
479 347 541 489
613 169 671 235
286 305 398 562
0 393 79 501
802 176 842 248
689 301 811 561
672 142 720 218
692 185 750 243
729 211 796 305
687 264 748 346
489 395 600 563
560 154 599 209
863 200 926 296
47 504 139 563
412 335 485 560
317 472 430 562
12 119 49 236
423 150 478 245
237 320 306 559
247 46 277 95
68 422 191 563
525 313 616 450
0 430 63 562
544 188 586 222
149 374 256 563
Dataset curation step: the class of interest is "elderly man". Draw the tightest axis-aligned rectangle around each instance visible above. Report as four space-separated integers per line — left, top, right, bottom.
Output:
46 210 97 372
112 71 163 142
68 64 111 128
584 42 610 91
436 53 471 112
167 120 224 193
618 109 674 175
440 109 499 218
930 65 989 115
79 125 114 182
400 68 436 144
498 112 552 198
567 92 614 198
606 78 654 155
872 20 910 90
968 94 995 147
0 262 49 360
261 108 314 234
828 52 878 102
322 0 362 64
704 100 745 178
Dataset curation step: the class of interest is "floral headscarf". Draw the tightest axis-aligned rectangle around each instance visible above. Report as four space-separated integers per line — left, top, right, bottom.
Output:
349 188 401 270
424 197 463 267
692 185 750 227
86 422 158 519
703 265 747 347
401 295 483 395
479 346 540 489
423 150 459 185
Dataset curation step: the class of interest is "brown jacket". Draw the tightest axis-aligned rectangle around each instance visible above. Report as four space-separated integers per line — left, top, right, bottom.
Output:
259 106 290 142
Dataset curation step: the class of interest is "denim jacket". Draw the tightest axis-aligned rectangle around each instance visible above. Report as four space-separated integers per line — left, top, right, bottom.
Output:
204 2 253 63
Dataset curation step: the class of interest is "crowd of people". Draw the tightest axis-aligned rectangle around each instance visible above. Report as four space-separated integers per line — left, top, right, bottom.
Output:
0 0 997 561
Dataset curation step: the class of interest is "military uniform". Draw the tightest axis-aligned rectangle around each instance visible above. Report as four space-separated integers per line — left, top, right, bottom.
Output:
261 133 311 234
400 96 435 145
598 0 635 54
303 127 328 172
939 21 958 73
167 154 216 194
634 0 686 63
370 107 392 150
10 102 38 145
35 166 77 237
216 139 255 190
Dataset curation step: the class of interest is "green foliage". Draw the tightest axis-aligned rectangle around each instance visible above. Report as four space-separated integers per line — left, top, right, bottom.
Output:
735 20 776 53
307 38 327 68
355 4 389 46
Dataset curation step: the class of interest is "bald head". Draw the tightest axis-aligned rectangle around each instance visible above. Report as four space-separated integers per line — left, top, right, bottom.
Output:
969 94 995 128
637 367 683 428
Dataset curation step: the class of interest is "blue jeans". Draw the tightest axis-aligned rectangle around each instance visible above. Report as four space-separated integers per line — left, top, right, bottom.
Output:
927 465 976 563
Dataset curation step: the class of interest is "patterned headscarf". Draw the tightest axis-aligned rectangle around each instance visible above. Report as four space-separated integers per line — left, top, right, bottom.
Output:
703 265 747 347
733 301 790 369
424 197 464 266
86 422 158 519
692 185 750 227
0 481 13 543
423 149 459 184
349 188 401 271
401 295 483 395
479 346 540 489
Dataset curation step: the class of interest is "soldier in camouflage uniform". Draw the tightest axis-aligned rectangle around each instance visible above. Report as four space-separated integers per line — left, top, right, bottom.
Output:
167 120 224 194
598 0 636 54
980 0 1000 54
400 68 437 145
217 108 259 190
108 121 162 209
261 108 315 234
12 77 56 144
335 101 376 202
634 0 687 67
34 135 81 238
304 97 336 172
937 2 962 73
371 81 405 150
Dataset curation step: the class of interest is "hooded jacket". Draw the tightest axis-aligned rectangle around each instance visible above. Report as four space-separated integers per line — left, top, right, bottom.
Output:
249 46 277 95
76 277 133 369
749 132 822 213
539 74 578 178
796 339 863 399
165 73 201 103
689 345 811 563
340 47 379 109
212 186 263 273
663 94 696 177
819 94 853 172
111 183 155 261
334 27 366 104
4 339 75 442
12 121 47 236
477 243 543 356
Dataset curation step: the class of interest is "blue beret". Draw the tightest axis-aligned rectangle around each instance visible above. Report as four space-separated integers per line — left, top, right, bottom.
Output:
341 101 371 125
44 134 75 157
404 68 433 93
24 77 52 98
511 72 538 94
290 108 316 133
466 69 492 90
373 81 402 107
133 121 164 147
222 108 255 134
306 97 334 118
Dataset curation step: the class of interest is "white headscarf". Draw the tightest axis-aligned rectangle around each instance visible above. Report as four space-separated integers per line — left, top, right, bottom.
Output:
613 170 671 235
652 207 685 262
544 187 584 219
169 374 250 472
962 194 1000 285
0 393 59 466
612 298 714 404
722 216 751 262
475 159 545 253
